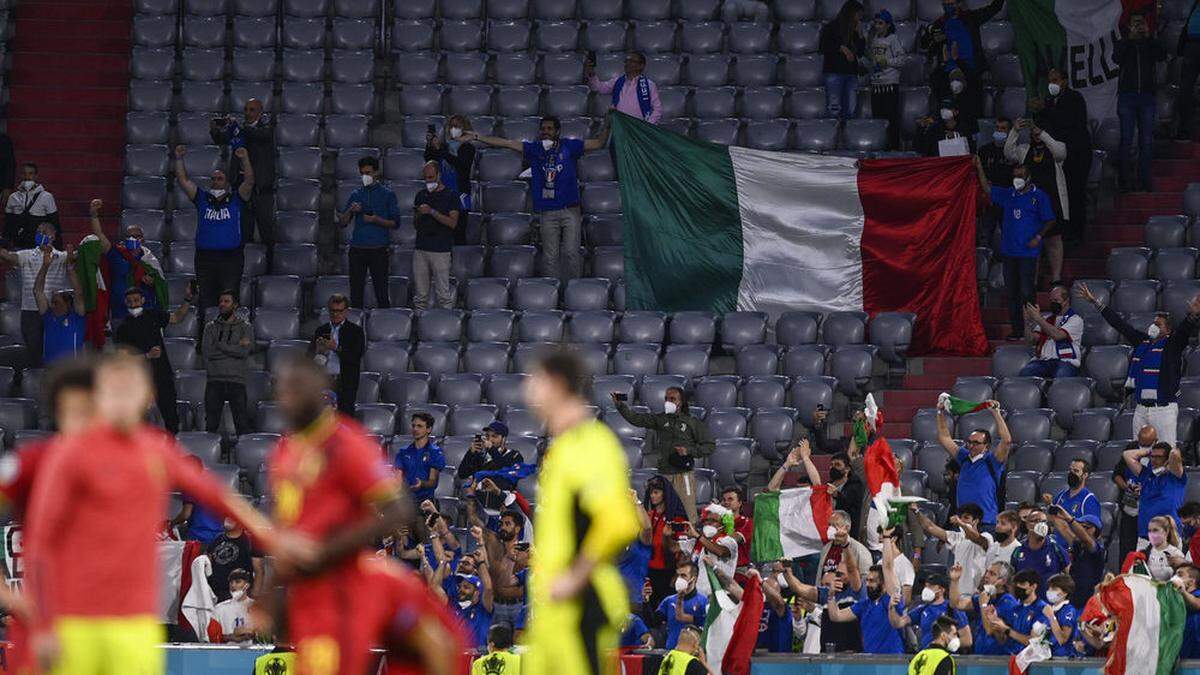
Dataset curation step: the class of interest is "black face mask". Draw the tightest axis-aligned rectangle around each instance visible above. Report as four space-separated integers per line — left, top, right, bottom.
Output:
994 529 1011 543
1067 472 1083 489
829 467 846 482
1017 586 1033 601
1048 301 1063 315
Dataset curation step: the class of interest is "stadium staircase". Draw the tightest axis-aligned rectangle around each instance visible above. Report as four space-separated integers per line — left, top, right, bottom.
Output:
878 140 1200 440
6 0 131 240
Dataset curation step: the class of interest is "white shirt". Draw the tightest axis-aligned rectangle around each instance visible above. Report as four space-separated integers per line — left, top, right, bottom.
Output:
5 185 58 217
212 596 253 642
17 248 68 311
986 537 1020 570
1034 311 1084 367
947 529 990 596
893 551 916 591
1147 545 1184 582
325 321 343 375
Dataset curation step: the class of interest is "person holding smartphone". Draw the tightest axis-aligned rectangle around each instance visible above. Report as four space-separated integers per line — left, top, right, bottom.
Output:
113 283 196 433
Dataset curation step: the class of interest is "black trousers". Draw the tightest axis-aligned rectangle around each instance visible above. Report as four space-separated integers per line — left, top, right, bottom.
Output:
1117 508 1139 565
1178 41 1200 136
335 373 358 415
195 248 244 311
153 362 179 433
1003 256 1037 337
20 310 42 366
871 84 901 150
204 380 250 436
348 246 390 309
243 190 276 269
1063 149 1091 242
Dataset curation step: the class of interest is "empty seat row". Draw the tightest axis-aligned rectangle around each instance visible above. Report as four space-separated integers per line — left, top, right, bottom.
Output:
128 81 374 115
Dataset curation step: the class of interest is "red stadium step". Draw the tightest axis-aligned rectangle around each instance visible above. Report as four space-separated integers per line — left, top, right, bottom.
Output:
17 3 132 21
1115 192 1184 211
877 389 941 420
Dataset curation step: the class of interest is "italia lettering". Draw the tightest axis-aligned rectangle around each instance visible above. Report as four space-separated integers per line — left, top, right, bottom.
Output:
205 207 231 221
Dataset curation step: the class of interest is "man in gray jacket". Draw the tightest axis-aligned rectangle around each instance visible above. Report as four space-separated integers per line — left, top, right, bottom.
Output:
613 386 714 521
202 289 253 436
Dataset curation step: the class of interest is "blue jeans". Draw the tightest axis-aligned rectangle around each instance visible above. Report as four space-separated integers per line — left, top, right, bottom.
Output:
1018 358 1079 379
824 73 858 121
1118 91 1156 189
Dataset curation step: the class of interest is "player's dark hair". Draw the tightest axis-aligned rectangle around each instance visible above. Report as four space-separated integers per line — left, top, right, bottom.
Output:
831 451 851 465
488 622 514 649
411 412 435 428
958 503 983 521
932 615 958 641
540 115 562 132
273 352 331 389
1012 569 1041 589
501 508 525 530
721 485 745 504
1048 573 1075 596
228 568 252 584
43 356 95 422
535 349 590 398
357 155 380 170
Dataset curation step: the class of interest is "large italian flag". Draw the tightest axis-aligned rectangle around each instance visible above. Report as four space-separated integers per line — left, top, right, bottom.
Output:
610 112 988 357
1095 573 1186 675
750 485 833 562
701 563 763 675
1009 0 1140 125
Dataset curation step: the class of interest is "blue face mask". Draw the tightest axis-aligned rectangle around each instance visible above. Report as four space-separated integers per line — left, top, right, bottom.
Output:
125 237 142 251
34 233 52 248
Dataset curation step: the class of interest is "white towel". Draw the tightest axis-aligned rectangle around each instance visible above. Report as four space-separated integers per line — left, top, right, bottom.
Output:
180 554 218 642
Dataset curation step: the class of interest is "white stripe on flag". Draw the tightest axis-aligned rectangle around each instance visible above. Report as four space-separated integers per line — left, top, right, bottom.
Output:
1051 0 1122 125
778 487 823 559
1129 576 1162 675
728 147 865 320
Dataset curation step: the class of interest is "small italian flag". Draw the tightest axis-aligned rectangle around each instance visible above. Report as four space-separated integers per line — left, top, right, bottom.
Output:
1094 573 1186 675
938 392 989 416
701 563 763 675
609 112 989 357
1008 622 1052 675
750 485 832 563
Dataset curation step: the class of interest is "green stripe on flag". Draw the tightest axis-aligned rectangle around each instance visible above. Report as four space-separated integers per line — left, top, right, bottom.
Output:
701 563 724 644
750 490 783 562
1157 583 1186 675
1009 0 1068 101
609 112 744 314
946 395 988 416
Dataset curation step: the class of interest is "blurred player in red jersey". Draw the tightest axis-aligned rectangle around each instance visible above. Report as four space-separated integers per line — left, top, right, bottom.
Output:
23 351 288 675
0 357 97 675
266 356 465 675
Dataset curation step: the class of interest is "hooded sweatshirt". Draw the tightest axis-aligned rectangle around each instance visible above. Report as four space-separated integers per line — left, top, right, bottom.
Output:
202 314 254 385
869 32 905 86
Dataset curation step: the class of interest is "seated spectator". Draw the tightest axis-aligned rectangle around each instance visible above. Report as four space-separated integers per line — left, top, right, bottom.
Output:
819 1 866 121
935 400 1011 528
0 222 69 366
114 285 194 433
1050 457 1102 522
210 98 277 259
452 549 495 649
412 161 460 311
1011 510 1070 581
210 568 254 644
1115 11 1167 192
457 422 523 489
425 115 476 244
656 561 707 650
338 156 399 309
987 569 1048 652
915 504 988 599
1018 282 1083 378
915 101 975 156
893 571 971 650
1005 118 1068 281
866 11 905 150
310 293 365 416
1143 515 1186 582
201 289 253 437
1050 510 1104 608
1042 574 1079 657
33 248 85 365
950 560 1019 655
1124 441 1187 546
4 162 59 249
586 52 662 125
394 412 446 505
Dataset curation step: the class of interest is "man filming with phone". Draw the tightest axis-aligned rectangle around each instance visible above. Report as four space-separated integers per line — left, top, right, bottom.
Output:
457 421 524 490
614 387 714 522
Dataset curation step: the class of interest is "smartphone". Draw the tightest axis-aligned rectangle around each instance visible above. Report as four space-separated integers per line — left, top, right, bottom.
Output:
613 392 629 402
473 434 483 444
670 522 686 532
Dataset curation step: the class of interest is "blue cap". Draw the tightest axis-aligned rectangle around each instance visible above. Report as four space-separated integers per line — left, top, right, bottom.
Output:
484 421 509 437
875 9 894 25
1078 514 1103 530
455 573 482 590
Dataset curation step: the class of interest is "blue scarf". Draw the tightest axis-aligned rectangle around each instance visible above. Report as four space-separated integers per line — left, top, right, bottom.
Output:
1129 336 1167 403
1046 308 1078 361
613 74 654 120
438 153 472 212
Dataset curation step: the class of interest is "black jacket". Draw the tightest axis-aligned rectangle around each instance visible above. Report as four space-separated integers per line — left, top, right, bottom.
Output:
918 0 1006 72
1116 37 1168 94
818 22 865 75
1179 0 1200 55
457 445 524 488
1099 305 1197 404
424 141 476 202
979 140 1014 186
309 319 365 385
1043 88 1092 152
211 115 277 194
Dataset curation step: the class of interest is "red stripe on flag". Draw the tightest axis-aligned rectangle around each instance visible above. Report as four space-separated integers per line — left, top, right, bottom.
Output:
857 155 989 357
864 436 900 495
721 571 765 675
1099 577 1134 675
812 484 834 542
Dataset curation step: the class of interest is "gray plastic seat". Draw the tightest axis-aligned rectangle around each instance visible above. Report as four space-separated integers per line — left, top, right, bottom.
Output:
821 311 867 346
379 372 428 409
434 374 484 406
662 345 709 378
992 345 1034 378
484 213 532 245
668 311 716 345
440 0 482 18
638 375 688 411
749 408 796 461
616 311 665 345
843 119 889 152
567 310 616 344
744 120 791 151
392 19 435 51
365 308 413 343
1152 247 1199 282
354 403 397 437
255 275 303 307
564 278 611 311
793 119 840 152
1046 377 1096 429
1005 472 1039 505
330 84 374 115
125 145 169 177
332 18 374 50
482 182 528 213
830 345 877 396
681 21 724 53
731 54 778 87
1084 345 1132 402
782 345 826 378
685 54 731 87
492 53 536 85
463 279 510 311
324 114 370 147
704 408 748 439
232 48 278 81
496 87 542 117
271 243 319 278
581 21 626 53
531 0 574 18
276 212 320 244
463 342 512 374
1071 409 1114 442
742 376 787 409
991 54 1024 88
233 16 277 48
331 49 375 83
544 85 589 118
696 119 741 145
581 182 621 214
335 0 378 16
182 48 227 81
122 177 168 210
1052 440 1097 471
274 178 320 212
449 404 500 436
782 55 823 88
179 81 227 112
411 343 461 377
776 311 819 346
775 22 819 55
284 0 329 15
442 53 488 85
282 17 326 49
484 373 528 408
951 376 997 406
869 312 914 366
727 21 770 53
612 343 660 376
1163 280 1200 321
710 440 752 486
131 47 177 81
184 16 228 47
512 278 560 310
446 84 495 117
693 376 739 410
633 21 677 53
452 245 487 281
487 19 531 52
534 20 578 52
439 19 483 51
276 147 323 179
1111 279 1159 314
691 86 736 119
1106 247 1151 281
1146 215 1189 249
253 308 301 342
979 20 1013 56
281 83 325 114
738 86 785 120
134 15 179 47
719 311 767 348
517 310 565 342
275 114 321 146
416 309 465 343
1006 408 1054 443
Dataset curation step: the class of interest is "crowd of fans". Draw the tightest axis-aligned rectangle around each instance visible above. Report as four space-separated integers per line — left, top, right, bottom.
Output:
0 0 1196 668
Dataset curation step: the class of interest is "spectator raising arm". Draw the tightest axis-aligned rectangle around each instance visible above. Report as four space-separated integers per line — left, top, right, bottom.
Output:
0 247 18 267
1078 282 1149 344
583 120 611 152
989 400 1013 462
935 408 958 457
767 439 821 492
460 131 522 152
32 250 52 315
88 199 111 253
233 148 254 202
65 254 84 317
174 146 197 202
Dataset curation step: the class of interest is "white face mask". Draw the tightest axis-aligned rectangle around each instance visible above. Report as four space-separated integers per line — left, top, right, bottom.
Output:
921 587 937 604
947 636 961 653
702 524 719 539
1153 466 1167 476
19 180 34 191
541 139 555 150
449 127 463 139
458 600 473 609
361 174 375 187
128 306 144 317
1033 521 1049 538
1045 589 1063 605
663 400 678 415
982 584 997 597
939 108 954 121
1147 323 1162 339
826 525 838 540
675 577 689 593
230 589 246 601
425 181 439 192
950 80 965 94
209 188 226 199
993 131 1008 144
777 573 789 588
1012 177 1027 191
1048 83 1062 96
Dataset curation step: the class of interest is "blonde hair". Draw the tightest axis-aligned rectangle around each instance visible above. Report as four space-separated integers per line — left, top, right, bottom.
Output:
1149 515 1181 549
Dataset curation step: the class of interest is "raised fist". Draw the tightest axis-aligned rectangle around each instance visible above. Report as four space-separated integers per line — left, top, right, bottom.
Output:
89 199 103 216
174 145 187 158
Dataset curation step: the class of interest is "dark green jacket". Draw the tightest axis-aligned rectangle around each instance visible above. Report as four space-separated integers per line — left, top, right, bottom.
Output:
615 401 715 474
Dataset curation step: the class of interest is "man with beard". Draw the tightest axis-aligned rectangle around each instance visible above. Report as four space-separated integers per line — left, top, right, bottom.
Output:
988 510 1022 568
1050 458 1102 524
449 544 495 649
487 510 527 628
113 285 195 433
825 559 906 653
201 289 253 436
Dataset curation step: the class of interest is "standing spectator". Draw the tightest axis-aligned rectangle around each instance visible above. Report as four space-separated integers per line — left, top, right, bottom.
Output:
1042 68 1092 246
33 247 85 365
457 422 523 489
210 569 255 643
618 492 654 616
815 510 873 593
1116 11 1167 192
1080 283 1200 444
655 561 707 650
338 156 400 309
979 118 1015 185
309 293 365 416
453 551 495 649
935 400 1011 527
207 520 263 602
1004 118 1068 282
87 199 165 321
973 158 1056 341
1050 510 1105 609
464 117 609 282
201 290 253 437
175 145 254 322
789 404 830 454
892 572 971 650
819 0 866 121
919 0 1004 119
719 486 753 573
914 504 989 600
425 115 476 245
915 101 975 156
642 475 686 611
1018 282 1082 378
686 505 739 580
613 387 714 522
1124 442 1187 546
394 412 446 505
1142 515 1186 581
1115 425 1157 562
1011 510 1070 580
113 285 194 433
0 222 67 365
867 10 905 149
412 162 460 311
210 98 276 260
1050 458 1102 523
585 52 663 125
943 68 980 135
4 163 59 249
826 451 865 539
826 558 906 654
1177 1 1200 139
